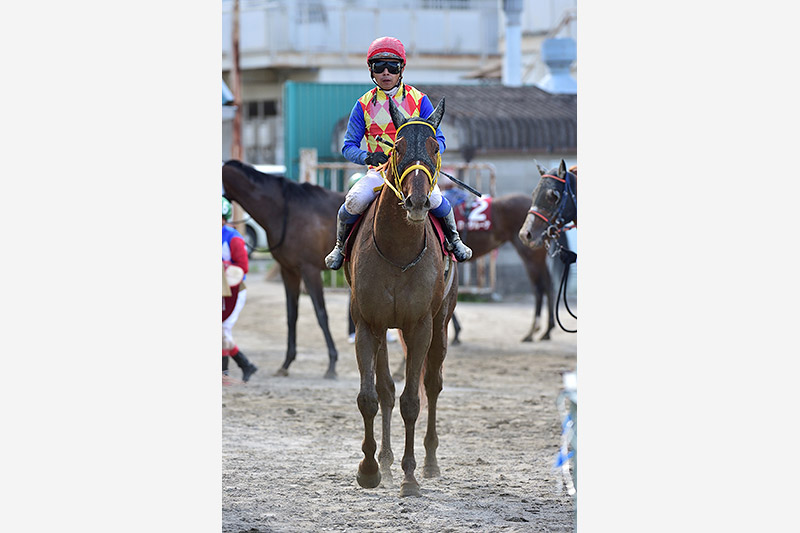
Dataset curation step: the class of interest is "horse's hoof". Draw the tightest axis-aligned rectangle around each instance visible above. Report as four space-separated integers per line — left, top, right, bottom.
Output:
379 467 394 486
274 367 289 377
423 464 440 478
324 369 337 380
521 335 533 343
451 338 461 346
399 480 421 497
540 333 551 341
357 468 381 489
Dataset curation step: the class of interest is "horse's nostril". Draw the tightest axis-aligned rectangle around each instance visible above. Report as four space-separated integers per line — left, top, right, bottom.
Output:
424 198 431 209
404 198 414 210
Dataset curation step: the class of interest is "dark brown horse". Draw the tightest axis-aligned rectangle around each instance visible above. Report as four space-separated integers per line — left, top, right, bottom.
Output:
451 190 557 341
346 97 457 497
518 160 577 250
222 160 345 379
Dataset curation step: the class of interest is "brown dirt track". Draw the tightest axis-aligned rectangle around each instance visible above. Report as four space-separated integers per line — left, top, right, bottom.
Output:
222 262 577 532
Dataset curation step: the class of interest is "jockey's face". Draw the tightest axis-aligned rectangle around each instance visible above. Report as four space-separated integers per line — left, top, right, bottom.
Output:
370 61 403 91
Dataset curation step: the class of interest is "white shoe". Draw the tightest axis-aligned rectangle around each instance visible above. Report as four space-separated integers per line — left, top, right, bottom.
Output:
348 333 356 344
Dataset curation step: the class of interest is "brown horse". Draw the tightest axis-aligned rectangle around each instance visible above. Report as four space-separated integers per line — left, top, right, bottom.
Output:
222 160 345 379
346 97 457 497
518 160 577 250
450 190 557 341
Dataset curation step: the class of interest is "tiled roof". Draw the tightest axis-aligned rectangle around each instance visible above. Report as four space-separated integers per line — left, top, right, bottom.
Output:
414 84 577 155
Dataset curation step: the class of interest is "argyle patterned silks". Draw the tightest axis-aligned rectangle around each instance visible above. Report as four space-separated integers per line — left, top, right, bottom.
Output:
358 84 424 153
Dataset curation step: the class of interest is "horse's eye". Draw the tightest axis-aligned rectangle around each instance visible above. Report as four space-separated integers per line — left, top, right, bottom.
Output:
548 190 561 203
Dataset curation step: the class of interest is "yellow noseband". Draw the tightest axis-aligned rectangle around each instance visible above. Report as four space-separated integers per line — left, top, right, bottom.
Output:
380 120 442 201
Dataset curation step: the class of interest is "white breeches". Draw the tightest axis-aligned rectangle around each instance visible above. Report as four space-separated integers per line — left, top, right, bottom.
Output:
344 168 443 215
222 288 246 352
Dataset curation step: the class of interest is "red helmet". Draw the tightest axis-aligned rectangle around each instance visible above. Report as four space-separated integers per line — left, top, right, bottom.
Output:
367 36 406 64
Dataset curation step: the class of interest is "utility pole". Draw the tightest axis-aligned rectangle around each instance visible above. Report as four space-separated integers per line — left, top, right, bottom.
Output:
231 0 245 232
231 0 242 161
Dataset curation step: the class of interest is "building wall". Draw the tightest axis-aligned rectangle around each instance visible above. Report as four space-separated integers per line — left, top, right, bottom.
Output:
222 0 577 298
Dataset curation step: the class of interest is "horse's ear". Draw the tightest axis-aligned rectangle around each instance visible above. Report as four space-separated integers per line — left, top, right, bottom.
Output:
394 136 408 161
388 97 408 130
559 160 567 177
426 97 445 130
534 159 547 177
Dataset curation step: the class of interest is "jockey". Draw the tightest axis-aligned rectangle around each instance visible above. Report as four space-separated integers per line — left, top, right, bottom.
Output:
324 36 472 270
222 196 258 382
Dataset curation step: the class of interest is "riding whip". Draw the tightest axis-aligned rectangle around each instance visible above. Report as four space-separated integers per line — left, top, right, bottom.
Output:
376 135 482 198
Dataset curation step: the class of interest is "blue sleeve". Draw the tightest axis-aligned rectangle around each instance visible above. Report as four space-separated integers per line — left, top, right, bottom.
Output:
342 102 368 165
419 95 446 154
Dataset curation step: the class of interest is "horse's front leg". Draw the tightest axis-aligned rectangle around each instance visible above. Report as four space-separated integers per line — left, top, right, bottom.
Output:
275 267 300 376
355 322 382 489
423 311 448 479
375 336 395 484
301 266 338 379
521 285 543 342
398 319 433 497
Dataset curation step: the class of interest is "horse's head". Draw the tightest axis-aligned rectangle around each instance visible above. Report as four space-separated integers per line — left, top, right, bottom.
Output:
386 96 445 223
519 159 577 249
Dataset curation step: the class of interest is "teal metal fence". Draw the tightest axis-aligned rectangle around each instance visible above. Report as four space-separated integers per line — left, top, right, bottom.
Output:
283 81 372 181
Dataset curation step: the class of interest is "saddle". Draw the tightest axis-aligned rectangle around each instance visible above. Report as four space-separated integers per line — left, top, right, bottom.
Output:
453 196 493 232
343 212 453 263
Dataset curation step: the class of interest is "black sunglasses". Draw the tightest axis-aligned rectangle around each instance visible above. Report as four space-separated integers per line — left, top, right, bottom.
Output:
370 61 402 74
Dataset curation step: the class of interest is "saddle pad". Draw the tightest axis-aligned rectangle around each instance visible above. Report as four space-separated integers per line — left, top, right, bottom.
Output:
343 215 364 262
344 212 453 262
453 196 493 232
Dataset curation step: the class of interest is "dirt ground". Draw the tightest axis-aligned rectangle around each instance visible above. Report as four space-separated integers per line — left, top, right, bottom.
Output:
222 262 577 532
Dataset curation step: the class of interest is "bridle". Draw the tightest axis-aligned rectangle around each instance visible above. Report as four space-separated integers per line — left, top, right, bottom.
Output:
529 172 578 333
371 120 440 271
527 173 577 249
379 120 440 204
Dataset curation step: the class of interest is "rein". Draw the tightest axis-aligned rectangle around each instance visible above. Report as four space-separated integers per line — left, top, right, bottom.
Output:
528 172 577 333
374 125 441 202
381 153 440 202
372 228 428 272
377 134 480 197
552 240 577 333
370 120 440 271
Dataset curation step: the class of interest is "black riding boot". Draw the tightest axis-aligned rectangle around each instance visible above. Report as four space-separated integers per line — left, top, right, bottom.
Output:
438 207 473 262
324 213 352 270
232 350 258 382
222 356 230 375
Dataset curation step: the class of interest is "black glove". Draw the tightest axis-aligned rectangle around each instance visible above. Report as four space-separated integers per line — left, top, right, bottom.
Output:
365 152 389 167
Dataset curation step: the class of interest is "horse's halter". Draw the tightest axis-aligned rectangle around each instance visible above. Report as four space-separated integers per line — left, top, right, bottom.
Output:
528 173 577 246
380 120 441 204
529 172 578 334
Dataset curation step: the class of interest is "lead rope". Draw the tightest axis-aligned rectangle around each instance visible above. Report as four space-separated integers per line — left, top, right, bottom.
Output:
551 239 577 333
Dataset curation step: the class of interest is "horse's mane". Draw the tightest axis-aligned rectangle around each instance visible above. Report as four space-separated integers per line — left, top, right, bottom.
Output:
223 159 340 201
